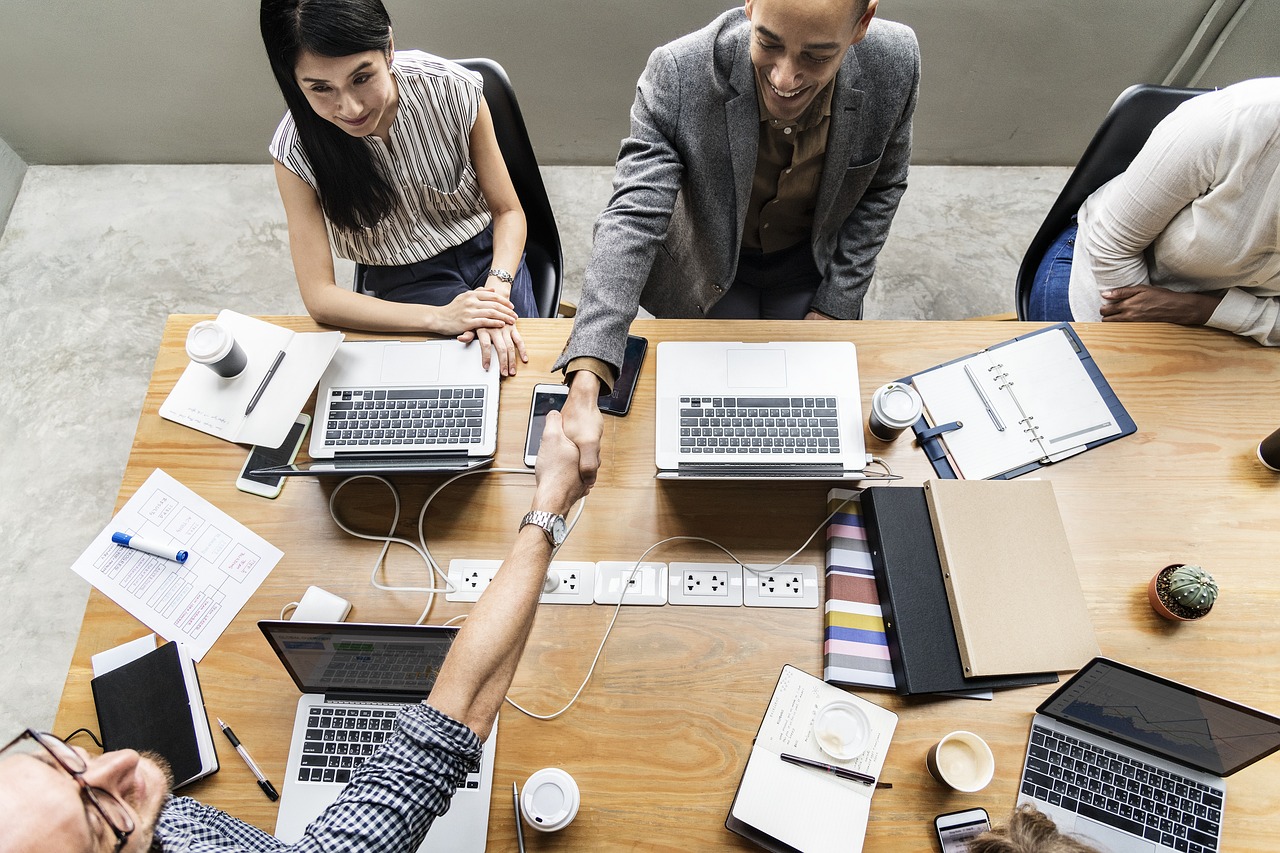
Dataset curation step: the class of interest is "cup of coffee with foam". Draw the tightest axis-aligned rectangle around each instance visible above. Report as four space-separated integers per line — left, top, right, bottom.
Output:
926 730 995 792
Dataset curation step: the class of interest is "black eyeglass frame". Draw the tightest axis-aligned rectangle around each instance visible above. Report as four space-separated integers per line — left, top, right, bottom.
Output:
1 728 135 852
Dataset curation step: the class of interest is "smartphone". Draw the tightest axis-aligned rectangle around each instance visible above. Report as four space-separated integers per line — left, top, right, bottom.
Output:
236 414 311 499
597 334 648 417
525 384 569 467
935 808 990 853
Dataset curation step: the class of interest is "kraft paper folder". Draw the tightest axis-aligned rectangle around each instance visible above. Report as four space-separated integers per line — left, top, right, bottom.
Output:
726 665 896 853
904 323 1135 481
924 478 1100 678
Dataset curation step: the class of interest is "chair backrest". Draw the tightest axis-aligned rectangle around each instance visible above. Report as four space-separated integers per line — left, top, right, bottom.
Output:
1014 84 1209 319
458 58 564 319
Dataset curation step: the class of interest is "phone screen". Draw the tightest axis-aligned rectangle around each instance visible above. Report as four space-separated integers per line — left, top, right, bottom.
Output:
598 335 648 416
526 387 569 464
242 419 309 486
936 811 991 853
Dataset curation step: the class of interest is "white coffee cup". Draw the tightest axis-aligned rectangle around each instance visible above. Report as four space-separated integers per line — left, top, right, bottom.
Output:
926 730 995 792
520 767 580 832
812 699 870 761
868 382 923 441
186 320 247 378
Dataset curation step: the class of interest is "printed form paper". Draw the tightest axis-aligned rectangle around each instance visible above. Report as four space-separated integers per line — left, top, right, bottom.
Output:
71 469 282 660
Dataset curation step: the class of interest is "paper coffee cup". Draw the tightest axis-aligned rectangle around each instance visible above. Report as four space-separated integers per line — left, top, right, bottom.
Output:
868 382 922 441
520 767 580 832
1257 426 1280 472
926 730 994 792
186 320 247 378
813 700 870 760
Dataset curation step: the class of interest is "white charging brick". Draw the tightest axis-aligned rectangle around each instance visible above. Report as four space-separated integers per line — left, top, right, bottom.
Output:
668 562 744 607
594 561 668 606
539 561 596 605
445 559 502 602
742 563 820 609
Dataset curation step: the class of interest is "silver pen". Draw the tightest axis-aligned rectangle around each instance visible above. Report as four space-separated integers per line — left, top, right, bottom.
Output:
513 782 526 853
964 363 1005 432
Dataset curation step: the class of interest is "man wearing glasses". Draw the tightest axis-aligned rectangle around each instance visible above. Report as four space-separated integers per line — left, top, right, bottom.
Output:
0 412 585 853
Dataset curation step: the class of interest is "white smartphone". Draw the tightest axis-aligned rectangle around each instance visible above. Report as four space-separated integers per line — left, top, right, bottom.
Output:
935 808 990 853
236 414 311 499
525 384 569 467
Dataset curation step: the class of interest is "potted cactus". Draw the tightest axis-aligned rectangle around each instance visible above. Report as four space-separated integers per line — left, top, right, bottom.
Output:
1148 564 1218 621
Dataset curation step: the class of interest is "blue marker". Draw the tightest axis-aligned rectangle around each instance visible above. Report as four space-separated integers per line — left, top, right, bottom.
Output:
111 532 188 563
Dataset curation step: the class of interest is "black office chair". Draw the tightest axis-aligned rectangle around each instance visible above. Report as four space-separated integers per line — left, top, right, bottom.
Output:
1014 84 1209 320
355 57 565 319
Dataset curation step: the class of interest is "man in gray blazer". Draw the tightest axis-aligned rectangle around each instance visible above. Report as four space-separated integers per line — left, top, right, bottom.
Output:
554 0 919 485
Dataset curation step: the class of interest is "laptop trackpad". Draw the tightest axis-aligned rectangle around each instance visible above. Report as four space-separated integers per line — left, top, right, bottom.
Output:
726 348 786 388
1073 817 1156 852
382 343 441 383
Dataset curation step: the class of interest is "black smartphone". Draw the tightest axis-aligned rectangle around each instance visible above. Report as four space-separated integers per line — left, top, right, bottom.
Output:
935 808 990 853
237 415 310 499
525 384 569 467
598 334 648 417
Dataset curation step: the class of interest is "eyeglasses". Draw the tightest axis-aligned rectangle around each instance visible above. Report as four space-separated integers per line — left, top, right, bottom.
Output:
1 729 135 852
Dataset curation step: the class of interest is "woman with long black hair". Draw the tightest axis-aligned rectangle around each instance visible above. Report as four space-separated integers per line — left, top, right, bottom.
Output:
262 0 534 374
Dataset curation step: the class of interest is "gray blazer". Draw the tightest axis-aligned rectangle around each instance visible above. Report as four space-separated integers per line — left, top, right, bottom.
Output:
556 9 920 374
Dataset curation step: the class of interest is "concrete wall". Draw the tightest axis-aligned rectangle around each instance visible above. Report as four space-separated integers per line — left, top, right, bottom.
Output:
0 0 1275 167
0 136 27 235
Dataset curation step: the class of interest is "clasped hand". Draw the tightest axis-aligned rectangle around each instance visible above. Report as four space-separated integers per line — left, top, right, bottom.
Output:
447 289 529 376
1099 286 1222 326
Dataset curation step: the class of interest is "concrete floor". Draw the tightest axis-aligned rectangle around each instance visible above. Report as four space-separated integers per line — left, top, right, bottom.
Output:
0 163 1069 733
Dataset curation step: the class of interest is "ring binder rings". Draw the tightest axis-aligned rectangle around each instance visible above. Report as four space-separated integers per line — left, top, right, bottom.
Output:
903 324 1135 480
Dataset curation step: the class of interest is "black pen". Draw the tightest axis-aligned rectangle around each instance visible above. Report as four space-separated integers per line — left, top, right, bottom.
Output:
780 752 876 785
244 350 286 416
217 718 279 801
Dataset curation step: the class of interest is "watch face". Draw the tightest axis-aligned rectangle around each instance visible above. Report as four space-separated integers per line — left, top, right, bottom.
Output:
551 516 568 544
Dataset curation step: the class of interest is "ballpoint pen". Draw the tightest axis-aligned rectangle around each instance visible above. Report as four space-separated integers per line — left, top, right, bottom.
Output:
244 350 286 416
217 718 279 801
964 363 1005 432
513 782 526 853
780 752 876 785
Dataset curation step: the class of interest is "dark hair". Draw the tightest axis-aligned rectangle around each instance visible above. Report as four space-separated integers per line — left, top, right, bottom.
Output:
261 0 398 232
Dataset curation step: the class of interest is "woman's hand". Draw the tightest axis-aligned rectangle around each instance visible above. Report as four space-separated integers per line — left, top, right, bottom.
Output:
1099 286 1223 326
461 323 529 376
433 289 518 336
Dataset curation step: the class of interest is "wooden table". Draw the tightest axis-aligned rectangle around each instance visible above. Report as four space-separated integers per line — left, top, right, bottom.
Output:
55 317 1280 851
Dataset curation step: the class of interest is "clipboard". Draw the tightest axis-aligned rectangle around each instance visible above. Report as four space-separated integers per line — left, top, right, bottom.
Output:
900 323 1135 480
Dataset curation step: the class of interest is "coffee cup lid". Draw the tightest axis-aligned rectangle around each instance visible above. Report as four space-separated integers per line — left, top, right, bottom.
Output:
521 767 580 832
871 383 922 429
186 321 233 363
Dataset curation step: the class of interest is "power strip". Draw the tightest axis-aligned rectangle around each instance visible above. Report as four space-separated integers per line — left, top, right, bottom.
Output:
742 563 820 608
445 559 596 605
667 562 744 607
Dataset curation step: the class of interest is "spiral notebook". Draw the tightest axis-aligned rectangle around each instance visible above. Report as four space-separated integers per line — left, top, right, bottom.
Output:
908 324 1134 480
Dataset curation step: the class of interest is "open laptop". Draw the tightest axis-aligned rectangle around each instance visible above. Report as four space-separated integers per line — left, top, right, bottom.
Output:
1017 657 1280 853
654 341 868 480
263 340 498 477
258 620 497 852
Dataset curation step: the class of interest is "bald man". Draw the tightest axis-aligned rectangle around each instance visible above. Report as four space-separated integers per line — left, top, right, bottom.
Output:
555 0 919 486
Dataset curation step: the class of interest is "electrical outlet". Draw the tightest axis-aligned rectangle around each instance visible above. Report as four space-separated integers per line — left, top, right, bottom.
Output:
539 561 595 605
594 561 668 606
667 562 744 607
742 563 820 609
445 559 502 603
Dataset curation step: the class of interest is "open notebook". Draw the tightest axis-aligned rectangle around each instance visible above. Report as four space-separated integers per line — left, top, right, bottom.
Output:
908 324 1134 480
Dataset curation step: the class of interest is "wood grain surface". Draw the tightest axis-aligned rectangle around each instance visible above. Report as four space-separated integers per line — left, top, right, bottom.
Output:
54 317 1280 851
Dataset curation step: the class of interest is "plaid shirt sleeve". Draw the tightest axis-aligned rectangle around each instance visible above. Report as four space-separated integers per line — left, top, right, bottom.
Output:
155 703 483 852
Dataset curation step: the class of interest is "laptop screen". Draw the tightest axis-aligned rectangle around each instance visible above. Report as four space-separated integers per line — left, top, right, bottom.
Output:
1042 658 1280 776
259 621 457 698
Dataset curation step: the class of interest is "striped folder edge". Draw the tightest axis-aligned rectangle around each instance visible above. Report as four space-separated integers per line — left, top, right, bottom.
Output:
823 488 896 690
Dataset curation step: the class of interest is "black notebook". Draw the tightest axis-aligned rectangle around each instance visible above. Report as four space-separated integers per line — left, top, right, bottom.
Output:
860 487 1058 696
91 641 218 788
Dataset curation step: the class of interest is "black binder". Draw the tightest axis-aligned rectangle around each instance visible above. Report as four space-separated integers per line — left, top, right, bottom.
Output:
861 487 1058 695
91 641 218 788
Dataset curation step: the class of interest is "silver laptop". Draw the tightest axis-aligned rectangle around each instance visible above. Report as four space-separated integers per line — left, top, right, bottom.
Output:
265 340 499 477
1018 657 1280 853
655 341 867 480
258 620 497 852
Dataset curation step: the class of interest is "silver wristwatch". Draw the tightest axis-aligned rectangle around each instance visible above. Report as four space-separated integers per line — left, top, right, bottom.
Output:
520 510 567 547
488 267 514 284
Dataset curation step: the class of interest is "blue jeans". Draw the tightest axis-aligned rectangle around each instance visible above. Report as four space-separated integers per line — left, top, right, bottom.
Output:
358 224 537 318
1026 223 1077 322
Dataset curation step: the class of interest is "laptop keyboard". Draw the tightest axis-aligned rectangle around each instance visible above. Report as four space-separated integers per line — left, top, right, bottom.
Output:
1022 724 1222 852
299 705 481 790
323 387 486 449
678 396 841 454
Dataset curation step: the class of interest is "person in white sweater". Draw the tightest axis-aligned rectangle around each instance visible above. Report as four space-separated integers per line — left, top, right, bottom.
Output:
1027 78 1280 346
